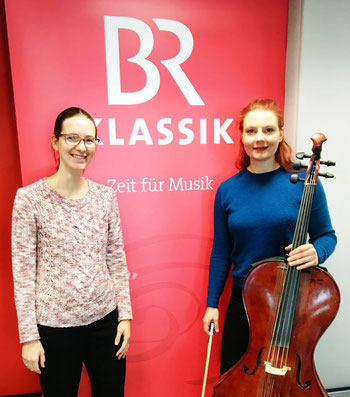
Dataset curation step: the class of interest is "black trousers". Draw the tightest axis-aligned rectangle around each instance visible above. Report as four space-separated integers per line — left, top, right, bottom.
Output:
38 309 125 397
220 285 250 375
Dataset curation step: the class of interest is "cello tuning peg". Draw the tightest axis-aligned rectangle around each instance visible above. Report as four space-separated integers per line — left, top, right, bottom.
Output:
290 174 305 184
292 161 308 170
320 160 336 167
318 172 334 179
296 152 311 160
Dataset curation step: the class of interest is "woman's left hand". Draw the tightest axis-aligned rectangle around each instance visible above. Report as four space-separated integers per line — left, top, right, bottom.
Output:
285 243 318 270
115 319 131 360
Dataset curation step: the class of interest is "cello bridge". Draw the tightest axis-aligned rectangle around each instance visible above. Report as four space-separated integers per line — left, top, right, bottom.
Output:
264 361 291 376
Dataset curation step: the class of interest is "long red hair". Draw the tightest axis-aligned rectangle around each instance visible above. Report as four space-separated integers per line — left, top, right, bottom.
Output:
235 98 293 171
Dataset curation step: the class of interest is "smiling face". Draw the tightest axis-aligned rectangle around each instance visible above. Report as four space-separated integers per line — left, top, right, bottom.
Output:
52 115 97 173
241 109 283 172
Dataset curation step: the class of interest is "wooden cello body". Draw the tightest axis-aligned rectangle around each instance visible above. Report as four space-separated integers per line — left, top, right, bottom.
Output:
214 259 340 397
214 134 340 397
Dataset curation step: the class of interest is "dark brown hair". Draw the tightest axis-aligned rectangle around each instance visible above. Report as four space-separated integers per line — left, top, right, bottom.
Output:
54 107 97 138
52 107 97 169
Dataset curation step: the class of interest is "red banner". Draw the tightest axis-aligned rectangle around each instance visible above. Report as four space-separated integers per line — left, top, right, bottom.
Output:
5 0 288 395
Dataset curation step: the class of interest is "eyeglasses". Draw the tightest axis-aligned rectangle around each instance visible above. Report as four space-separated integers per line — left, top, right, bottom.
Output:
59 134 100 148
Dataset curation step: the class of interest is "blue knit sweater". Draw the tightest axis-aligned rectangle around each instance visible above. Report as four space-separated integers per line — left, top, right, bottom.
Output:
206 167 337 308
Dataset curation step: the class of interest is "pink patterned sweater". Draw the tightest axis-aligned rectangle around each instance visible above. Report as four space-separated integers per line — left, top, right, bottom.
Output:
12 178 132 343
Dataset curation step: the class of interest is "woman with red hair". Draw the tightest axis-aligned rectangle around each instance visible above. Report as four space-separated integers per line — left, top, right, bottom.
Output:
203 98 336 374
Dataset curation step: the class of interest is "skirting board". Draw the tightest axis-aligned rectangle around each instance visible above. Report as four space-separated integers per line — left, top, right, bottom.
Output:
2 389 350 397
329 391 350 396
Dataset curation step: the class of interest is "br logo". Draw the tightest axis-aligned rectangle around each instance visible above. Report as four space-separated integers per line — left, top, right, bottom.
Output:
104 16 204 106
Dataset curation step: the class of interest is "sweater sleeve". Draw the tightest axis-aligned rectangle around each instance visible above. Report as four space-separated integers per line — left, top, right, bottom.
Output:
308 180 337 264
206 184 233 308
106 190 133 321
12 188 40 343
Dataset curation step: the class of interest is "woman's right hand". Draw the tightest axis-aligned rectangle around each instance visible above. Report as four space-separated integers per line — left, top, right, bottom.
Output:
22 340 45 374
203 307 219 336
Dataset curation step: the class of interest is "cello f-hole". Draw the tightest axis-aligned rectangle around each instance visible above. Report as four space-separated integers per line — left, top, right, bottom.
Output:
296 354 311 389
244 347 264 375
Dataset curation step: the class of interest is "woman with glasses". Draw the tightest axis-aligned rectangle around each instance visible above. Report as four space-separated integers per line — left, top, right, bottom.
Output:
12 107 132 397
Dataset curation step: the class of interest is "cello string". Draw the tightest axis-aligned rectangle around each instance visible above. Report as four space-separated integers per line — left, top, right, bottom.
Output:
264 373 274 397
275 221 302 367
268 262 286 361
262 372 268 396
265 259 290 397
274 242 299 356
266 267 293 397
297 183 314 246
273 171 318 393
266 258 288 364
271 249 296 368
276 270 291 365
282 184 309 363
265 252 304 395
282 181 316 368
293 183 310 248
269 291 284 365
282 268 300 367
278 181 307 367
267 376 273 397
282 184 312 366
275 259 288 365
278 181 313 369
264 171 317 395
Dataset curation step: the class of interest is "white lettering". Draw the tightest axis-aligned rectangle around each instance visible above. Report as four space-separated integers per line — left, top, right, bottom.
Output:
169 176 214 191
104 16 204 105
214 118 234 144
179 118 194 145
107 179 116 190
107 178 137 193
169 177 183 191
104 16 160 105
157 118 173 145
109 118 125 145
200 118 207 144
129 118 153 145
94 118 104 145
153 19 204 106
93 118 234 145
141 177 164 192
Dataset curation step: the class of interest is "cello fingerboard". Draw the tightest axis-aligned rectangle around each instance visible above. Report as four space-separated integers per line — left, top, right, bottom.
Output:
271 183 316 348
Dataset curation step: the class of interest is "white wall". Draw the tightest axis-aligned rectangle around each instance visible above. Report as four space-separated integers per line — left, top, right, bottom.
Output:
285 0 350 388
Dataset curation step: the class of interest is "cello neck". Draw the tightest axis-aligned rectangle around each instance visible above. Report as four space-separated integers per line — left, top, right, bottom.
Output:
291 132 326 250
291 182 316 250
272 134 327 348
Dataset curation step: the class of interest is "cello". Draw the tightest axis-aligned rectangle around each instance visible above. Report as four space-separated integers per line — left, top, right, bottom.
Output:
214 133 340 397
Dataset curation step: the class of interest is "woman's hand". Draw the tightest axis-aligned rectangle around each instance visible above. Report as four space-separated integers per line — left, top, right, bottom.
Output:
203 307 219 336
115 319 131 359
285 243 318 270
22 340 45 374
